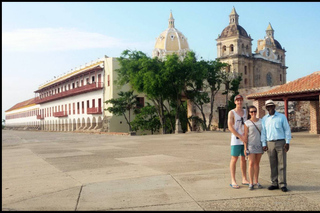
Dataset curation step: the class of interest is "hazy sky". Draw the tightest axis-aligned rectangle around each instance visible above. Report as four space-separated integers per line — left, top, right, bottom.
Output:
2 2 320 120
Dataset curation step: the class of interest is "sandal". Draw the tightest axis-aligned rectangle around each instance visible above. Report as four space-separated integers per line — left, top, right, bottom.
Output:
249 184 254 190
255 183 263 189
230 184 240 189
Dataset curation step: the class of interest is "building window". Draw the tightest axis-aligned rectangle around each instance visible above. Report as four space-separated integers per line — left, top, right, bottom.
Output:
136 97 145 109
77 102 80 114
230 44 234 53
92 76 95 82
87 100 90 109
69 104 71 115
92 99 95 108
108 75 110 86
280 74 282 82
73 103 75 114
244 66 247 75
82 101 84 114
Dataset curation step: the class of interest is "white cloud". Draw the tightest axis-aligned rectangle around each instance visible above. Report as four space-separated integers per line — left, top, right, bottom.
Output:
2 28 146 52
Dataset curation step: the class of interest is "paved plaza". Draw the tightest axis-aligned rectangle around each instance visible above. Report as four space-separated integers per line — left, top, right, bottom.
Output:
2 130 320 211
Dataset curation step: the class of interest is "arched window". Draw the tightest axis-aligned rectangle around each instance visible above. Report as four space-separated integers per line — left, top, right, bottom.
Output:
223 45 226 52
230 44 234 53
244 66 247 75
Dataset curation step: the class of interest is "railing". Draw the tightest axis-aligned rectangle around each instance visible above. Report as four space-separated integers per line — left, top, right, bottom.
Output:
36 115 44 120
35 82 103 104
87 107 102 114
53 111 68 117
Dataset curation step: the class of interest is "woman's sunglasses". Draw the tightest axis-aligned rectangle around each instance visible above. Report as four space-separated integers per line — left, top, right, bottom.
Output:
249 111 257 114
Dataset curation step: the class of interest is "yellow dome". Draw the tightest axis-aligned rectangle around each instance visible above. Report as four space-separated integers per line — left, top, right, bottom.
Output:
152 12 189 59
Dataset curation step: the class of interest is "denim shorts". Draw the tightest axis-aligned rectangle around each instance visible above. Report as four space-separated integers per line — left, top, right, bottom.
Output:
231 145 245 156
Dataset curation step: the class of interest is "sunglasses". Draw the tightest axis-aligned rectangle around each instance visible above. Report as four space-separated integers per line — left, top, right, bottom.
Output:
249 111 257 113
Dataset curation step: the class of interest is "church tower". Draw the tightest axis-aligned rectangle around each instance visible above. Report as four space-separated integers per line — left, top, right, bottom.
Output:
216 7 254 88
255 23 287 86
152 11 190 60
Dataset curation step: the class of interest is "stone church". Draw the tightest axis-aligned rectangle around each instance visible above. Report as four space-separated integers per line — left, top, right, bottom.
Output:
216 7 287 89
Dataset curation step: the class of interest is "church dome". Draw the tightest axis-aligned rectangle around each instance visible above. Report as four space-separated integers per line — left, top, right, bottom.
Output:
219 24 249 39
217 7 250 40
152 12 189 59
273 39 282 49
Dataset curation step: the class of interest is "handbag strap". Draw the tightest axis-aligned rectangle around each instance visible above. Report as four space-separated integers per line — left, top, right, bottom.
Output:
250 120 261 135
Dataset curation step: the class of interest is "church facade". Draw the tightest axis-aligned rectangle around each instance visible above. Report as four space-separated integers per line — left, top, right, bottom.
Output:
216 7 287 89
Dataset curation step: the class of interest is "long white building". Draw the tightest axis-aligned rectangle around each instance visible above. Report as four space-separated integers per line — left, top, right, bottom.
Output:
5 56 145 133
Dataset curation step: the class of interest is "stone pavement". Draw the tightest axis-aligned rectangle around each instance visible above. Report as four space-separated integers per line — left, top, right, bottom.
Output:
2 130 320 211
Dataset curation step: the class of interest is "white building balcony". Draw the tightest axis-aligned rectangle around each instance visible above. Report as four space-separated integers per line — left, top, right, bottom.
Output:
87 107 102 114
35 82 103 104
53 111 68 117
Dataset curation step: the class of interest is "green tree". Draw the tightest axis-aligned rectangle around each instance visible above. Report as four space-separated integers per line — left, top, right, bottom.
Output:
184 56 228 131
116 50 192 134
116 50 169 134
228 74 243 111
104 90 139 132
131 103 161 134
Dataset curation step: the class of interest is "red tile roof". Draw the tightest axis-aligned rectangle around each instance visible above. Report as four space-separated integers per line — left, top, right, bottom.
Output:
247 71 320 99
5 97 37 112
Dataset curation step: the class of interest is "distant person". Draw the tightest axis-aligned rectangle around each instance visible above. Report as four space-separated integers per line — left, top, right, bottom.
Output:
228 94 249 189
244 105 264 190
261 100 292 192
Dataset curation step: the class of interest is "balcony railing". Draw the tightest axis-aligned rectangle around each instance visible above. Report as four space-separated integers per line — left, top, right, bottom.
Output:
35 82 103 104
36 115 44 120
53 111 68 117
87 107 102 114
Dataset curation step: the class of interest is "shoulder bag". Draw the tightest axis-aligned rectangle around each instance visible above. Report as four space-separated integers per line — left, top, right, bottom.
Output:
250 120 261 135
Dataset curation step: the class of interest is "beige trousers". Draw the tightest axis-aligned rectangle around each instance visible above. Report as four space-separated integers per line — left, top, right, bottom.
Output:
267 140 287 188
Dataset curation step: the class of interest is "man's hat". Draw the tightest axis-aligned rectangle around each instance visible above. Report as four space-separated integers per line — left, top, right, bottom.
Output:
265 99 276 106
234 94 243 101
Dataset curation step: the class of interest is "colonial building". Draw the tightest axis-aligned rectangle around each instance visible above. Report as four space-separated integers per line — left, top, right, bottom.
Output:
216 7 287 89
5 57 142 133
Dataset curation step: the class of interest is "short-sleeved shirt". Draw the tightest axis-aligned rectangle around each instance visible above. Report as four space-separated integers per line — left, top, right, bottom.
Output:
244 119 263 154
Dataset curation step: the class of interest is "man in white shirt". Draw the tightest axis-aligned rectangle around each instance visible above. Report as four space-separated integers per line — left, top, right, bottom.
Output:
228 94 249 189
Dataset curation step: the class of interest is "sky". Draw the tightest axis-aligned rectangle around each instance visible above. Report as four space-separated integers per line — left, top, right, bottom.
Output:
2 2 320 121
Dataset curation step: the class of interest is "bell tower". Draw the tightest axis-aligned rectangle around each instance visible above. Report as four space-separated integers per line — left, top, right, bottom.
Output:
266 22 274 39
229 6 239 25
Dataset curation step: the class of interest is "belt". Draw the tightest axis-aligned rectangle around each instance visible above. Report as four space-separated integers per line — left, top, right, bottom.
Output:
268 139 285 142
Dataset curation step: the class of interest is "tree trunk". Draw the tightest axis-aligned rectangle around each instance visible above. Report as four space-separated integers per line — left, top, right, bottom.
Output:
208 89 215 131
223 86 229 132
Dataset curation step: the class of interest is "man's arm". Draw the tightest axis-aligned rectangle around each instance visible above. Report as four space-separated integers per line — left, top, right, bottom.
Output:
261 117 268 151
282 115 291 144
282 115 291 152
